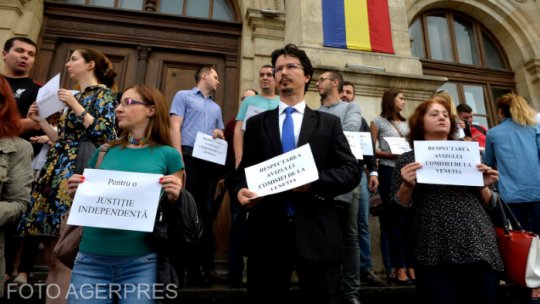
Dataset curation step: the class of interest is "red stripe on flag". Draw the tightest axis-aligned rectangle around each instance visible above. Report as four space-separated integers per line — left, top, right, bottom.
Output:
367 0 394 54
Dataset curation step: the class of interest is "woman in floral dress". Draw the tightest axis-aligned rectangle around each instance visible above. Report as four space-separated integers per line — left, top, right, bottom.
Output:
21 48 117 303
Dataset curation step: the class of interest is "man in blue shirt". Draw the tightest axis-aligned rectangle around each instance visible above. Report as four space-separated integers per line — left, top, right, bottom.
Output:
170 65 225 286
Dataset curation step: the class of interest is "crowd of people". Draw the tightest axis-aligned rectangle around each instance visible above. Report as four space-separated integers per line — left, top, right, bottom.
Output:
1 36 539 304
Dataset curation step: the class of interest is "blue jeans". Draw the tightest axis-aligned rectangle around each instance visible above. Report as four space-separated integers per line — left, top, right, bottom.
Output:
356 171 372 274
69 252 158 304
510 202 540 235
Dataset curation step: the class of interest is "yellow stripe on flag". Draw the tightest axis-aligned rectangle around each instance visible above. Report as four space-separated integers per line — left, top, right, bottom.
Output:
344 0 372 51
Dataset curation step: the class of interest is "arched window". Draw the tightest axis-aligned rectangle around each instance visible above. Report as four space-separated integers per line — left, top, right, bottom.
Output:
55 0 236 21
409 11 514 127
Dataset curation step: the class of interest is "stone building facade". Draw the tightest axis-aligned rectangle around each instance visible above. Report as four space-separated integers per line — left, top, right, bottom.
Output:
2 0 539 272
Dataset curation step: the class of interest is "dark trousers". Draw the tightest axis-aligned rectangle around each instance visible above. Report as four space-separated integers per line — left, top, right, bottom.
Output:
246 223 341 304
415 262 500 304
226 177 247 283
182 147 222 276
378 164 415 271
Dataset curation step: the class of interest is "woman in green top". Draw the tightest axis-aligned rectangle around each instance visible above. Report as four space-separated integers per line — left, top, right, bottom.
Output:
67 84 184 303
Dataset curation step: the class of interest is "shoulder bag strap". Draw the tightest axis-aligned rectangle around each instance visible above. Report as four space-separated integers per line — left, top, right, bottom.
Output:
387 118 405 138
95 143 110 169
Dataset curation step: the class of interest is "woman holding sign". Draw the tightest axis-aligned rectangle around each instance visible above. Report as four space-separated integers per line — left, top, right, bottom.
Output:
370 89 414 285
66 84 183 303
485 93 540 303
19 48 118 302
392 98 502 304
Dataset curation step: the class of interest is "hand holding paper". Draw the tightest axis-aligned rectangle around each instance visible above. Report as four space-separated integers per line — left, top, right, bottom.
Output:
36 73 66 119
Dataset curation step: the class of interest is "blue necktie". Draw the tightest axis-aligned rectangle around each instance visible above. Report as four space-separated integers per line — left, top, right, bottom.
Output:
281 107 296 217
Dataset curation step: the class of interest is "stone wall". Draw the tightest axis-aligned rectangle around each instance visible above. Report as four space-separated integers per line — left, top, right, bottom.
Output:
0 0 43 73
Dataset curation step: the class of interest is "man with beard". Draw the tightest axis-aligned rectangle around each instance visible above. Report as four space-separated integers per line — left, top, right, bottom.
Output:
170 65 224 286
236 44 360 304
317 71 363 304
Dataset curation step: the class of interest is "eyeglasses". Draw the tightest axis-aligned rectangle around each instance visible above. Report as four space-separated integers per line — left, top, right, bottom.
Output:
117 98 151 108
316 77 335 83
273 63 304 74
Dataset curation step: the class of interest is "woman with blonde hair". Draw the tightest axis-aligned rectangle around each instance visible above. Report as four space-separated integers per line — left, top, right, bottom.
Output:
484 93 540 303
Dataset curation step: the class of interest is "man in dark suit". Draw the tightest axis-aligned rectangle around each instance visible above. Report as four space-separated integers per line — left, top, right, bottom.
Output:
236 44 360 304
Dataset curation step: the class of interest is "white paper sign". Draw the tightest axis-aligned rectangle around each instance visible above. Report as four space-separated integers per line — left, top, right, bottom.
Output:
344 131 363 160
192 132 228 165
383 137 411 155
36 74 66 119
242 105 266 130
358 132 374 156
414 141 483 186
68 169 162 232
244 144 319 197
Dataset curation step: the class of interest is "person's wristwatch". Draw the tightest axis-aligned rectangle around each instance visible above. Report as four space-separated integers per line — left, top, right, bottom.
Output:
75 110 87 123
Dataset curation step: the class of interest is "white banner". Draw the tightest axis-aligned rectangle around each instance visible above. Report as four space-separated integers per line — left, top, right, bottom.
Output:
242 105 266 130
68 169 162 232
344 131 363 160
358 132 374 156
383 137 411 155
414 140 483 186
245 144 319 197
36 74 66 119
192 132 227 165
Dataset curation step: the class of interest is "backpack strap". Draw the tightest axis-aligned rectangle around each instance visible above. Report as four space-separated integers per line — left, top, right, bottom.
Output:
472 125 487 136
95 143 110 169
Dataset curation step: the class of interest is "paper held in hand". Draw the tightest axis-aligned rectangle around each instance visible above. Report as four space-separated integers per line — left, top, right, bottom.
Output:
242 105 265 130
383 137 411 155
192 132 228 165
244 144 319 198
36 73 66 119
414 140 483 186
344 131 364 160
68 169 162 232
358 132 374 156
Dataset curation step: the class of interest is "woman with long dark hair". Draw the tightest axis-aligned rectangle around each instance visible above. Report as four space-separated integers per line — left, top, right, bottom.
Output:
370 89 414 284
19 48 118 303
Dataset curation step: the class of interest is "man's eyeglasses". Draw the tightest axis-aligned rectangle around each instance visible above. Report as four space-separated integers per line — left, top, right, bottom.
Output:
273 63 304 74
317 77 335 83
117 98 151 108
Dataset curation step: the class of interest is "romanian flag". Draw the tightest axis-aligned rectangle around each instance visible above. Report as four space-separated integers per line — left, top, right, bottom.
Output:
322 0 394 54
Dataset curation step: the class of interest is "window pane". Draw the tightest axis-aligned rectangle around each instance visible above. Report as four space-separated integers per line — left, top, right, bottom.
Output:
186 0 210 18
438 82 460 105
91 0 114 7
475 116 489 128
119 0 143 10
483 34 505 69
463 85 486 115
213 0 234 21
62 0 86 4
409 18 425 58
426 14 453 62
491 87 512 103
454 16 480 65
160 0 184 15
